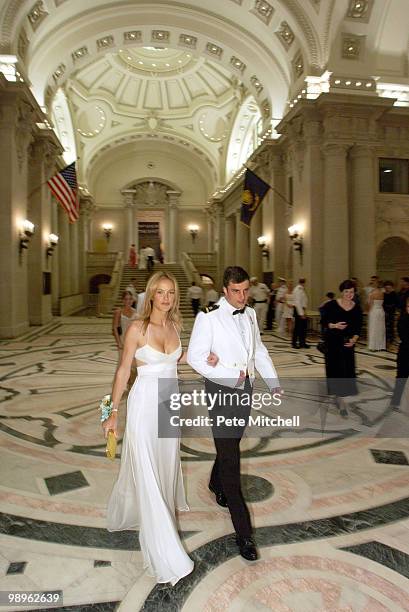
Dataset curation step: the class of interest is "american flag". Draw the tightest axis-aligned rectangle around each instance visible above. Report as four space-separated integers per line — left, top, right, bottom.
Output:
47 162 79 223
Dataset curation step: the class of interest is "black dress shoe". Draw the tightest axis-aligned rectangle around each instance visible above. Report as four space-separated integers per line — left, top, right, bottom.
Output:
236 536 259 561
208 484 228 507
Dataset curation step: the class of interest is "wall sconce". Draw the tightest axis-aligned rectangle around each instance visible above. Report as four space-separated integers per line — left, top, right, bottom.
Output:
46 233 59 258
288 224 303 263
19 220 35 253
102 223 113 241
188 224 199 243
257 235 270 259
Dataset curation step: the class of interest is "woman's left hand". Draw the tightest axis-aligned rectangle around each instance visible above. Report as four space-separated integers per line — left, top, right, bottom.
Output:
344 340 355 348
207 352 219 367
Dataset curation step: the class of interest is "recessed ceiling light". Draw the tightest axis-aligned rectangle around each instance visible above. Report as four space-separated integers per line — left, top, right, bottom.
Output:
165 63 170 66
383 169 392 173
138 61 143 65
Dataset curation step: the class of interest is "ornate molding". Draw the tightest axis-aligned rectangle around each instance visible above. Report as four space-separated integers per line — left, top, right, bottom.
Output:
15 99 35 172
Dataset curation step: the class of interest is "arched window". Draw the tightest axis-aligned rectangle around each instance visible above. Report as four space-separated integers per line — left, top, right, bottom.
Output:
225 96 262 180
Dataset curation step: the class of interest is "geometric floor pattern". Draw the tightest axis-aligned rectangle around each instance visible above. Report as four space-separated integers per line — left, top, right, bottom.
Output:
1 315 409 611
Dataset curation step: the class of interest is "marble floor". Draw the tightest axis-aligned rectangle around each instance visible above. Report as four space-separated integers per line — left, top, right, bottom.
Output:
1 316 409 611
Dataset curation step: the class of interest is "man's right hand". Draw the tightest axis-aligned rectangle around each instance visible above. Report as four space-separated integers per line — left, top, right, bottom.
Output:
236 370 246 387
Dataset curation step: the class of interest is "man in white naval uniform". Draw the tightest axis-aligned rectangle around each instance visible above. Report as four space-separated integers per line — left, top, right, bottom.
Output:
187 266 280 561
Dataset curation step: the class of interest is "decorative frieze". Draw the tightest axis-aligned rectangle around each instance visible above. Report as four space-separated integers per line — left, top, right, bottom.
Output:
96 36 114 50
27 1 48 31
230 56 246 73
151 30 170 44
72 46 88 62
342 34 364 60
124 31 142 43
206 43 223 59
179 34 197 49
251 0 274 25
276 21 295 50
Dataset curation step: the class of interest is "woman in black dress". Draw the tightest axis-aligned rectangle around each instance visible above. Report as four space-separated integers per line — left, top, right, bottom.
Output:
321 280 363 410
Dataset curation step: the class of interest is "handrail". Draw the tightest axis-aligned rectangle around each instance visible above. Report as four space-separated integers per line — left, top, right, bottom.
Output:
181 252 202 287
97 251 124 315
186 252 216 266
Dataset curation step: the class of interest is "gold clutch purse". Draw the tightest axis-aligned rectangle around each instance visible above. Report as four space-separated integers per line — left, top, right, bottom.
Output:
106 430 117 460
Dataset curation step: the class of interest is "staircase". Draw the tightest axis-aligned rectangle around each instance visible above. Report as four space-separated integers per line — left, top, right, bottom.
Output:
116 263 194 317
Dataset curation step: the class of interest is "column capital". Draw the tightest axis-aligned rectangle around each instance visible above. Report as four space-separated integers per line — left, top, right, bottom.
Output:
79 196 96 217
121 189 135 207
166 190 181 207
349 143 374 159
322 142 350 157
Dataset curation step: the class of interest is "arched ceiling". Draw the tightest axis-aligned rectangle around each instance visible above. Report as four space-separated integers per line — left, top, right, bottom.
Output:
2 0 409 201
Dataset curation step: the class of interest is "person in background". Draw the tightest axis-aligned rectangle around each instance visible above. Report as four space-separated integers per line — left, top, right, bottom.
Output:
383 281 398 347
145 245 156 273
112 291 138 357
249 276 270 334
125 278 138 307
282 280 295 338
274 278 287 332
363 275 379 310
128 244 138 268
265 282 277 331
390 297 409 409
292 278 309 349
187 281 203 316
351 277 362 306
206 284 219 307
136 290 146 316
367 280 386 351
319 292 336 335
320 279 363 415
398 277 409 314
139 247 147 270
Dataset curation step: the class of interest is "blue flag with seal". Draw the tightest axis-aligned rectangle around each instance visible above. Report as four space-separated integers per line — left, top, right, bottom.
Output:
240 168 270 227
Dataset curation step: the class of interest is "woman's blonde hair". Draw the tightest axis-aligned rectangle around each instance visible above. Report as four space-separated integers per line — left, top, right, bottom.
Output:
140 271 182 333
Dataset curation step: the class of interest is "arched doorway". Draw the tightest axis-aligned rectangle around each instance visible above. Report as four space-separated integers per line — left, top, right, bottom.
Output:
377 237 409 284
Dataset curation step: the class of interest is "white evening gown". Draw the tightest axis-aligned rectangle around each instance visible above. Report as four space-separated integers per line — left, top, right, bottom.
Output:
367 300 386 351
107 328 194 585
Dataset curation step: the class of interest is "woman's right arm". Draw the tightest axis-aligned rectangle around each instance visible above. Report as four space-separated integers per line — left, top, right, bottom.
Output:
103 322 141 438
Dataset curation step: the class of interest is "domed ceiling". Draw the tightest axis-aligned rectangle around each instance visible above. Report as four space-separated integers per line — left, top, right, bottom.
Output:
63 45 248 188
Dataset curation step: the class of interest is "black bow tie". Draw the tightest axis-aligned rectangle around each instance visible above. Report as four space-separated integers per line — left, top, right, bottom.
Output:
233 307 246 315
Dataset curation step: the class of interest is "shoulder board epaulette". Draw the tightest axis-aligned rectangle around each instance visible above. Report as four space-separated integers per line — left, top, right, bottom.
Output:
201 304 220 313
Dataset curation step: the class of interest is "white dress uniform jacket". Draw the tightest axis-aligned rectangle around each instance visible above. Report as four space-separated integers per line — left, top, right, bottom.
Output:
293 284 308 316
187 297 279 389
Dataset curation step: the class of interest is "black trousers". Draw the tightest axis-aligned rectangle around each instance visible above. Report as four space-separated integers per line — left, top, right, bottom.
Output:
205 378 252 538
191 299 200 316
292 311 307 347
391 343 409 406
147 256 154 272
384 307 396 344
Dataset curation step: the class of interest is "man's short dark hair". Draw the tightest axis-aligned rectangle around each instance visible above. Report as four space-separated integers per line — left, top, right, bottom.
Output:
326 292 335 299
401 276 409 283
339 279 355 292
299 278 306 284
223 266 250 288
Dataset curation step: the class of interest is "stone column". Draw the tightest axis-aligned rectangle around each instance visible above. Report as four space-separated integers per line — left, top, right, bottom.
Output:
223 214 236 266
350 144 376 281
323 143 350 292
122 190 136 254
235 210 249 270
78 197 94 297
206 207 215 252
166 191 180 263
269 153 287 282
51 194 60 314
249 205 263 279
58 204 72 297
0 83 38 337
70 219 80 294
27 133 60 325
214 200 225 285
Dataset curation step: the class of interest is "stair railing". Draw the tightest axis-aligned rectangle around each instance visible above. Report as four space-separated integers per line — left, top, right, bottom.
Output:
97 251 124 315
181 252 202 287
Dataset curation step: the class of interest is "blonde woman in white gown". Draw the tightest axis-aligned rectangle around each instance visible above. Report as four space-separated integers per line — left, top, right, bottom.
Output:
367 282 386 351
103 271 217 585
